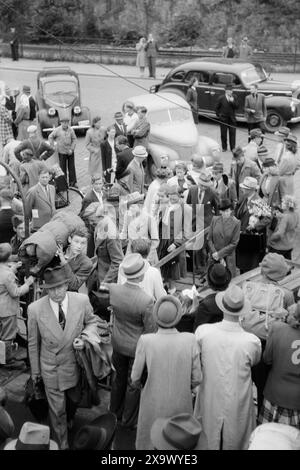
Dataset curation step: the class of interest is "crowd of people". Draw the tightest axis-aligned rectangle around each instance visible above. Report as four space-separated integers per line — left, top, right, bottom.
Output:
0 79 300 451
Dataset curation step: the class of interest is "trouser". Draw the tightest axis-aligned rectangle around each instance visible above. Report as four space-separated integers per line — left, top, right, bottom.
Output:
247 121 265 142
192 109 199 124
268 246 292 260
0 315 18 342
220 118 236 150
110 350 140 428
10 43 19 61
58 152 77 186
148 57 156 78
45 383 81 450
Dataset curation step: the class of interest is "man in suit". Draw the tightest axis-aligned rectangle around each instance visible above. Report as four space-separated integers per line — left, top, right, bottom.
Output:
4 86 18 139
113 111 126 138
0 189 16 243
25 168 56 231
244 84 267 139
115 135 134 179
27 265 100 450
108 253 156 427
145 34 159 79
127 145 147 194
131 106 150 149
230 146 261 200
215 84 238 152
80 174 104 218
222 37 238 58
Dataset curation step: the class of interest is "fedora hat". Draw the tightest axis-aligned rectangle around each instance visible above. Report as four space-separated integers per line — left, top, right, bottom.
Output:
119 253 148 280
22 85 31 93
198 171 212 187
239 176 258 190
207 263 231 291
43 265 70 289
114 111 123 119
73 412 117 450
261 253 289 281
274 126 290 138
153 295 183 328
132 145 148 158
219 198 232 211
285 134 297 144
4 422 58 450
215 284 250 316
191 155 205 171
0 406 14 442
249 128 262 138
151 414 208 450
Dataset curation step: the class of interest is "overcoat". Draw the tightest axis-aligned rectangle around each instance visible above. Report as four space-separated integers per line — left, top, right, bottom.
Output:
25 182 56 231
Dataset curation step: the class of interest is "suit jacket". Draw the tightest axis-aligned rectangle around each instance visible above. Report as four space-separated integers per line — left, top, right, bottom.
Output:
127 158 145 194
27 292 99 391
244 93 267 123
230 157 261 197
116 147 134 179
101 140 117 182
193 293 223 331
145 41 159 58
95 217 124 283
5 96 16 118
214 175 237 207
109 282 156 357
25 183 56 231
216 94 238 122
207 215 241 276
186 185 219 229
29 96 37 121
64 254 93 292
114 122 126 138
0 208 15 243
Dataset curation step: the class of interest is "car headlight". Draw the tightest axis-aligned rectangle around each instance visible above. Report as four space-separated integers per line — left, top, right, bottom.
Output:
291 98 300 113
48 107 56 117
73 106 81 115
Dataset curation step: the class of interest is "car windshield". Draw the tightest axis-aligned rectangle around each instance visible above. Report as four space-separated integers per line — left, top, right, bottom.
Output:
148 106 192 125
241 66 267 85
43 80 77 105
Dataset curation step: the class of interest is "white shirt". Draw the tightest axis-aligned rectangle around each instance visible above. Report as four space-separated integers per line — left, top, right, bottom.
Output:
123 112 139 133
93 189 103 203
49 294 68 322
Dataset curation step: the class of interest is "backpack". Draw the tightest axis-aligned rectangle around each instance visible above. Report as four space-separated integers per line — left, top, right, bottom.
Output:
240 281 286 340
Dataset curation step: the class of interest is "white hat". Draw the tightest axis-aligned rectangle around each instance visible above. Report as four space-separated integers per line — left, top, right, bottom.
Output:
249 423 300 450
215 284 250 316
132 145 148 158
4 422 58 450
27 125 38 134
239 176 258 190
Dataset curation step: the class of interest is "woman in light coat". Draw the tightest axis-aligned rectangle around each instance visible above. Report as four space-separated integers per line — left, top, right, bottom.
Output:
131 295 202 450
85 116 106 176
136 37 147 77
278 135 299 197
14 94 30 141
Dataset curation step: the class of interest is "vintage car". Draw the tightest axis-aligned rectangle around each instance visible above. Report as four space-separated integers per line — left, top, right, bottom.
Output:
150 58 300 132
128 92 220 175
36 67 91 136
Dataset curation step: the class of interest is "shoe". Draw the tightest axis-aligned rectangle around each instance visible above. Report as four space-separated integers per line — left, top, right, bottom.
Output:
222 148 227 152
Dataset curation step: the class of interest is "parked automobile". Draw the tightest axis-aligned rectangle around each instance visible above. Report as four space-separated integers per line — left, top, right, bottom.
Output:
150 58 300 132
36 67 91 136
128 92 220 176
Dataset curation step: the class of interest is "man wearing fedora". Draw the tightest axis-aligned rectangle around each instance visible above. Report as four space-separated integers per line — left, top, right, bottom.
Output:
215 84 238 152
107 253 156 429
211 162 237 208
127 145 148 194
194 284 261 450
230 146 260 200
243 128 264 161
27 265 100 450
113 111 126 138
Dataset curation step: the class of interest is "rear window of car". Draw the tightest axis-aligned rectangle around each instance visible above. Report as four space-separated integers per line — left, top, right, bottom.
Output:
170 70 186 81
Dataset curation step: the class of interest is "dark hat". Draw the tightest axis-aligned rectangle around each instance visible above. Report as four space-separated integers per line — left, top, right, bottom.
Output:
249 128 262 138
257 145 269 157
285 134 297 144
119 253 148 279
153 295 183 328
43 265 70 289
22 85 31 93
207 263 231 290
232 146 244 158
0 406 14 442
151 414 208 450
23 148 34 156
262 157 276 168
274 127 290 138
219 198 233 211
73 412 117 451
114 111 123 119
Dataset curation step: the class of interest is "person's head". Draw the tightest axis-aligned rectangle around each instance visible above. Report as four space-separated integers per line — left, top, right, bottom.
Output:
27 125 38 139
282 194 297 212
189 76 198 88
262 157 277 175
132 145 148 162
197 171 212 191
124 101 135 116
191 155 205 172
68 226 88 256
43 266 69 303
120 253 147 284
261 253 289 282
0 188 13 207
167 185 181 204
225 84 233 98
285 134 298 154
91 174 103 193
60 117 70 130
227 37 233 46
249 128 263 144
131 238 151 259
38 169 50 187
232 146 245 165
114 111 123 125
212 162 224 181
92 116 101 129
22 148 34 162
239 176 258 197
157 183 169 204
140 37 146 44
207 262 231 291
106 125 116 140
215 284 250 322
219 198 233 218
153 295 183 329
115 135 129 151
148 33 153 41
22 85 31 96
242 36 248 44
10 27 15 33
274 127 290 141
174 162 187 179
287 302 300 330
136 106 147 120
0 243 12 263
250 83 258 95
155 167 169 182
12 215 25 240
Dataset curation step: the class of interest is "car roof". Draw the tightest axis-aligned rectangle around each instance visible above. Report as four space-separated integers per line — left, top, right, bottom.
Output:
40 74 78 84
168 58 257 74
128 92 190 111
37 67 78 81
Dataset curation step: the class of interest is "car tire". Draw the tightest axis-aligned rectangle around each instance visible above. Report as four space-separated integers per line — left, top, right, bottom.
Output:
265 109 286 133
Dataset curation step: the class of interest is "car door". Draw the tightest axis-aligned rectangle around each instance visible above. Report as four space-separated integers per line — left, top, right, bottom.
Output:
184 70 211 112
210 72 248 119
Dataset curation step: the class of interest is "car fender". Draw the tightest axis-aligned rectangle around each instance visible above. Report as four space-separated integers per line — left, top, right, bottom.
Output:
196 135 221 167
80 106 91 122
37 109 58 131
148 143 180 168
264 95 293 120
157 85 186 100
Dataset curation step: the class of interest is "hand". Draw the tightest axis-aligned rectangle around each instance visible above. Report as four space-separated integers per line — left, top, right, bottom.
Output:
25 275 35 286
56 245 67 265
31 374 41 382
212 252 219 261
167 243 176 253
250 109 256 114
73 338 85 350
68 149 73 155
8 261 22 273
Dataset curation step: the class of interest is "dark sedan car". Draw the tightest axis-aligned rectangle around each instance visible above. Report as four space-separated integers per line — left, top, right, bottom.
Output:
36 67 91 136
150 58 300 132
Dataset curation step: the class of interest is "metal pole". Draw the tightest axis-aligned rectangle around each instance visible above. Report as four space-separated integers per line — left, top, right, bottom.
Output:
294 42 297 73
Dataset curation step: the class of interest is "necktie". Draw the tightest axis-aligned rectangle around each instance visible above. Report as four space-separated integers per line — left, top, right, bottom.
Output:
58 303 66 330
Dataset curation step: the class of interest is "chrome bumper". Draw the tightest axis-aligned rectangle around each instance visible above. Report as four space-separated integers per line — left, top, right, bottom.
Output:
289 116 300 124
42 124 90 132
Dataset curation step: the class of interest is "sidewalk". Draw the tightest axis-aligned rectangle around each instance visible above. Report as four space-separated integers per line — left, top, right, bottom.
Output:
0 57 170 80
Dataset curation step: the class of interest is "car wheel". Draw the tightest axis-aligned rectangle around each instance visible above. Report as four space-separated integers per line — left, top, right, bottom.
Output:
265 109 286 133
